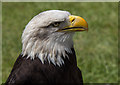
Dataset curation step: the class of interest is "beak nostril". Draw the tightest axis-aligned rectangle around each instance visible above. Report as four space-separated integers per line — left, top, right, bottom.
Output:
71 18 75 22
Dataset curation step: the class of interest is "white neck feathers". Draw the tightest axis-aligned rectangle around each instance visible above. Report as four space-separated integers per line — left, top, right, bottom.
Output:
22 29 73 66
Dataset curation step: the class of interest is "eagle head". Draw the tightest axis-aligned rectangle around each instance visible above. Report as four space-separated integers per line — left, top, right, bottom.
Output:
22 10 88 66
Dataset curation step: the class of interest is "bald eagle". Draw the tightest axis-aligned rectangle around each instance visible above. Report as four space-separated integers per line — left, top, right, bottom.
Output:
5 10 88 85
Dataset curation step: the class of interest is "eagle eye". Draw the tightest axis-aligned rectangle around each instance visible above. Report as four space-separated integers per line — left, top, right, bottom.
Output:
44 21 63 28
52 22 61 27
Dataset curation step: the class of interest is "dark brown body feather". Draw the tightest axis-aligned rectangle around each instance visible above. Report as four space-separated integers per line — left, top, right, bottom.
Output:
5 48 83 85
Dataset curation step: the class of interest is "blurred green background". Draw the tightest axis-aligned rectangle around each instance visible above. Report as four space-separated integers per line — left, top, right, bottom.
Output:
2 2 118 83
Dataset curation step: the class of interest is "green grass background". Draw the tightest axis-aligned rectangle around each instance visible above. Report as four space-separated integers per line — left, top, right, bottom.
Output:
0 2 2 84
2 2 118 83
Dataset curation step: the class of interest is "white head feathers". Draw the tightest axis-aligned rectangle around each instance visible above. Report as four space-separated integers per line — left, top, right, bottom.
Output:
22 10 74 66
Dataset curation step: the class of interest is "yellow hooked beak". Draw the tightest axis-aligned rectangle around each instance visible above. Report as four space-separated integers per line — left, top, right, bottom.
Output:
57 15 88 32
